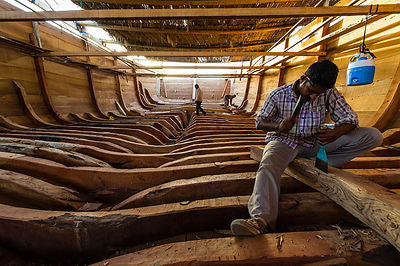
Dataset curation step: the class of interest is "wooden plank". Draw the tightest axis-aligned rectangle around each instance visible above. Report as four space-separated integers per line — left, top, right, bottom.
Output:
286 157 400 252
41 51 326 57
1 5 397 22
93 229 388 265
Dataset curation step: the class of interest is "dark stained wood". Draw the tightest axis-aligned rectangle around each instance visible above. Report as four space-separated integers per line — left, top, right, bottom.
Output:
0 192 359 261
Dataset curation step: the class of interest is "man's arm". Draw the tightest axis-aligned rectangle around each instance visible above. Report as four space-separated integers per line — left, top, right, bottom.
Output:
257 116 297 133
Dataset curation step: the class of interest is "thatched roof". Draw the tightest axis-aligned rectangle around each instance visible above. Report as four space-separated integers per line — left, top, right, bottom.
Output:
73 0 339 62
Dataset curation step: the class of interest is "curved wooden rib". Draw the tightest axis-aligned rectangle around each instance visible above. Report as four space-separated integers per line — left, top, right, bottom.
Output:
84 112 109 121
0 115 29 130
0 152 258 196
144 87 163 105
115 74 141 116
29 34 71 125
0 192 355 261
135 81 152 110
368 59 400 130
13 81 58 127
0 169 85 210
250 74 263 113
87 68 110 119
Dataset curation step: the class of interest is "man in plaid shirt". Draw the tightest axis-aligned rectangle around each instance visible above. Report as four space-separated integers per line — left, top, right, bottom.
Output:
231 60 383 236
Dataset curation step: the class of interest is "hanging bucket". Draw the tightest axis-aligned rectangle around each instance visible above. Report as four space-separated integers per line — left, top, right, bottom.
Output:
346 52 375 86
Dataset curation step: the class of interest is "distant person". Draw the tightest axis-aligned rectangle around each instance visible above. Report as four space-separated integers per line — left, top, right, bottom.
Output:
224 94 237 107
194 84 206 116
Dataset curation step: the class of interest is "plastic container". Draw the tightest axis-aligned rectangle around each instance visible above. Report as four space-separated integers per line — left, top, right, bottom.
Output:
346 52 375 86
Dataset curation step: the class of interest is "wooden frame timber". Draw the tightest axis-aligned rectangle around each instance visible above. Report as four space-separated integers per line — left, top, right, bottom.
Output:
28 34 70 124
75 0 302 5
368 60 400 130
39 51 326 57
0 5 397 21
79 23 293 35
98 65 285 70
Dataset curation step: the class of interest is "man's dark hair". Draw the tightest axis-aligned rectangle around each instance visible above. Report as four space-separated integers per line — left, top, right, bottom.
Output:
195 84 199 89
305 60 339 89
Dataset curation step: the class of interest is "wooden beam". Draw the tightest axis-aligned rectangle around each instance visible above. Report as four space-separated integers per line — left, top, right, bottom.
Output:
269 14 387 67
131 74 256 78
99 65 285 70
0 193 364 261
0 5 397 21
94 229 389 265
40 51 326 57
80 23 293 35
76 0 301 5
286 158 400 252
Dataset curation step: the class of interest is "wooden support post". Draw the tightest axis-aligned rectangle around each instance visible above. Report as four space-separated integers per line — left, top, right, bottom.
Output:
28 34 70 124
250 74 263 113
277 37 289 87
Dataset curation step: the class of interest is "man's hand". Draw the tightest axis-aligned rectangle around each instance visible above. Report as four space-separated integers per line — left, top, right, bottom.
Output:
317 128 339 145
278 116 297 133
318 123 356 145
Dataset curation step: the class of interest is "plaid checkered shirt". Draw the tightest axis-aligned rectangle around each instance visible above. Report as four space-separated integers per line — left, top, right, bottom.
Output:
256 82 359 149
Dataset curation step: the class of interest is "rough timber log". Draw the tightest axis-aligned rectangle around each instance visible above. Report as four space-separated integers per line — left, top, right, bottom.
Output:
93 229 389 265
0 142 110 167
250 146 400 169
0 193 357 262
0 152 259 197
0 132 132 153
114 168 400 209
0 136 256 168
113 172 311 209
0 128 148 152
286 158 400 252
0 169 85 210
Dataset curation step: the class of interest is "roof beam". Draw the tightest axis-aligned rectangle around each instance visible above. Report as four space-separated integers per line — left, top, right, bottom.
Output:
79 23 293 35
0 5 397 21
39 51 326 57
77 0 300 5
101 40 276 50
98 65 285 70
131 74 257 78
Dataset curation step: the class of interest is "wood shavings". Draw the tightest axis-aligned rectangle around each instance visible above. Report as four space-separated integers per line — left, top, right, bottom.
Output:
276 234 284 250
315 234 324 240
